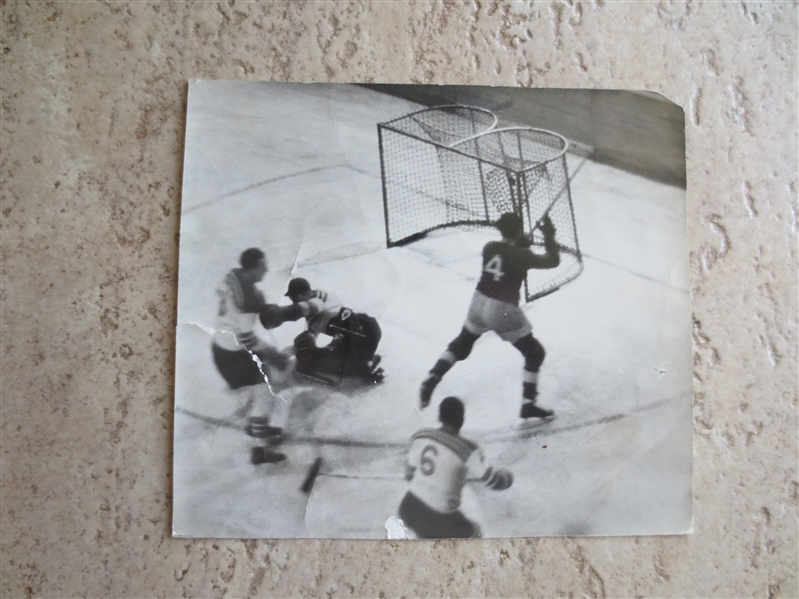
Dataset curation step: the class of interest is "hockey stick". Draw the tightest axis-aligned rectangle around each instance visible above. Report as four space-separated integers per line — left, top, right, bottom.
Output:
301 457 323 494
327 323 368 338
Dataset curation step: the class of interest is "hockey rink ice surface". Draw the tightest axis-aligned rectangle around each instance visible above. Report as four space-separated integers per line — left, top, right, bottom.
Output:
173 82 692 539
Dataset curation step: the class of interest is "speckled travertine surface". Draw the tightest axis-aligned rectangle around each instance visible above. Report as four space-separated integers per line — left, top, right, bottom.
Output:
1 2 796 597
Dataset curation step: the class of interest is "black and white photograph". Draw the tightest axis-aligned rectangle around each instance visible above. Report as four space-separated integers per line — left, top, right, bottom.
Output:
172 81 692 539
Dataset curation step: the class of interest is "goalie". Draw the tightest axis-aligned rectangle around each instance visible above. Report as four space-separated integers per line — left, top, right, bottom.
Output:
260 277 384 385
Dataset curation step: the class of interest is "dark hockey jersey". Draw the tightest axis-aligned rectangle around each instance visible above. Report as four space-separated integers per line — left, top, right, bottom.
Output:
475 240 558 305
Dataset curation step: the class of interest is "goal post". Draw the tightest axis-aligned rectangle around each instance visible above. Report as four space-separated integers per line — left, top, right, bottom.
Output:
378 108 583 302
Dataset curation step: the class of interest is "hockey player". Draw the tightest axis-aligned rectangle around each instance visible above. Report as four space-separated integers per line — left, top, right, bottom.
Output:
420 212 560 419
211 248 291 464
277 277 384 385
398 396 513 539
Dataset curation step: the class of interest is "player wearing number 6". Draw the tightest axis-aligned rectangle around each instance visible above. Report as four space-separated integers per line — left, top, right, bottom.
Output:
398 396 513 538
420 212 560 419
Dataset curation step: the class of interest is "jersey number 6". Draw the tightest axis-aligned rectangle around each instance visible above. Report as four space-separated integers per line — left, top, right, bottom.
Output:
484 254 504 282
420 444 438 476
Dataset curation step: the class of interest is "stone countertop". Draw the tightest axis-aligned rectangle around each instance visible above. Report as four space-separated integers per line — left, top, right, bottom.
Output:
1 3 796 598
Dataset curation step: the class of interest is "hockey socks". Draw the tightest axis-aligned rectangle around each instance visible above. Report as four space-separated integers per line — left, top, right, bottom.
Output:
420 352 457 409
520 369 553 418
522 368 540 400
245 417 287 464
245 416 284 439
419 373 440 409
431 352 456 378
523 382 538 402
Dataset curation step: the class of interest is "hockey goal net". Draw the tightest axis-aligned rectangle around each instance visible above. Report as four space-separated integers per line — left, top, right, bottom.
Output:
378 107 582 301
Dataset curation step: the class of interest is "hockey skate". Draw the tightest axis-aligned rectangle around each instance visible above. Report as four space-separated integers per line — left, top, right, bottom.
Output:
359 354 385 384
251 446 287 464
363 366 385 384
419 373 440 409
519 401 555 420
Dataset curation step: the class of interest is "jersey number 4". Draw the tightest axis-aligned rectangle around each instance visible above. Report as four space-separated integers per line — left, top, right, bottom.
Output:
484 255 504 282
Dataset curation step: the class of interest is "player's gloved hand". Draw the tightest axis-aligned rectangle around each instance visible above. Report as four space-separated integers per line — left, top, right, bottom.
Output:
261 303 306 329
299 299 323 318
259 304 280 329
486 468 514 491
538 215 556 241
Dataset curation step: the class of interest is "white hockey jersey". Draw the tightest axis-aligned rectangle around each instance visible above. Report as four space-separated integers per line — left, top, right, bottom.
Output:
406 428 490 513
212 269 269 353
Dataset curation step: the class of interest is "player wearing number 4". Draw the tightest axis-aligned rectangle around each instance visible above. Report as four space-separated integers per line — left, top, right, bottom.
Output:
398 396 513 539
420 213 560 419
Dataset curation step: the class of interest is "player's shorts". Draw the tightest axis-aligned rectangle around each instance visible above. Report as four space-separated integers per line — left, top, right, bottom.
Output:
398 491 480 539
463 290 532 342
211 343 264 390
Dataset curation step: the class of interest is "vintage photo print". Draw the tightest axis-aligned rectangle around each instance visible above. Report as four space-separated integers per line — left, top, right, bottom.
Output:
173 82 692 539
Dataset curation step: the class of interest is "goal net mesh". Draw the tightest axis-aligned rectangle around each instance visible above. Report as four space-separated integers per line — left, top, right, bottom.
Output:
378 107 582 301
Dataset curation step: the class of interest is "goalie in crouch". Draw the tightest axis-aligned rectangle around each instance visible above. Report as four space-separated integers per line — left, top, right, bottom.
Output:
420 212 560 419
260 278 384 385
